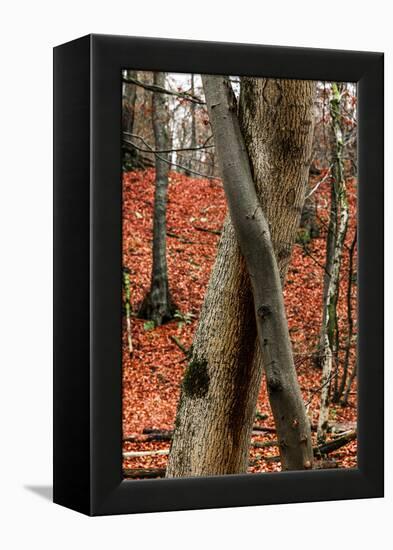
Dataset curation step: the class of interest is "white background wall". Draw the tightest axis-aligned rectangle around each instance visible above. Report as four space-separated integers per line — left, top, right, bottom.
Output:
0 1 390 548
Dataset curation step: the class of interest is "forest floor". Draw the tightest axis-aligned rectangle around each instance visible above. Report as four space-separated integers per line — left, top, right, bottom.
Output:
122 168 357 477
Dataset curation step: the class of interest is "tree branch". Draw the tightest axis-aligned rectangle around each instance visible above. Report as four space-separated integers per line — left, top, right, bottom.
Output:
265 430 357 462
123 75 205 105
123 132 214 154
122 134 220 181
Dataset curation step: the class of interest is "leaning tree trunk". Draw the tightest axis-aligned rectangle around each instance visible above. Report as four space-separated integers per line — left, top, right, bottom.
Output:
166 77 316 477
138 72 176 326
317 83 349 442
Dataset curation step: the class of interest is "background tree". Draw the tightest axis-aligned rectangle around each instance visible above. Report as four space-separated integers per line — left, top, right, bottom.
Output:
122 70 137 134
317 83 349 442
138 72 176 325
166 76 316 477
339 228 357 406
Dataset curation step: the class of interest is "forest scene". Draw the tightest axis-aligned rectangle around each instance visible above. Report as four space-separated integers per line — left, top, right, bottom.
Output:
121 71 358 479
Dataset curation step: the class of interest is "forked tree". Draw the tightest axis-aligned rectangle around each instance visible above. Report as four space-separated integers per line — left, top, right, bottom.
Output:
166 76 316 477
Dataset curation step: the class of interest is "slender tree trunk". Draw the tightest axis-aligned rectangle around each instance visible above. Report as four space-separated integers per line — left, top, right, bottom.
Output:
138 72 176 325
316 165 337 368
317 83 349 441
122 70 137 134
335 229 357 401
342 363 357 407
166 76 316 477
184 74 198 176
300 192 320 243
340 229 357 406
123 268 133 356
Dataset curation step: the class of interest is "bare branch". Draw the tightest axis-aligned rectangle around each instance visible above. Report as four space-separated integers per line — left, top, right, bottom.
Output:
123 75 205 105
306 165 332 199
123 132 214 154
122 134 221 181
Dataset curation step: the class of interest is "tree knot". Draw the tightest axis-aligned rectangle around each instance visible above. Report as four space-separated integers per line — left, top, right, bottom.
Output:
257 305 272 320
267 377 283 392
183 357 210 399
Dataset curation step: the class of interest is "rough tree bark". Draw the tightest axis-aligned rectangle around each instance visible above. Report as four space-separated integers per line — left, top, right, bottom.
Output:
138 72 176 325
166 76 316 477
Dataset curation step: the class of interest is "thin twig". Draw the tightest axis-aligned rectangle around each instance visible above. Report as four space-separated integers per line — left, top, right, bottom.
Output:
304 364 339 407
299 244 331 277
123 75 205 105
122 136 221 181
306 165 333 199
123 132 214 154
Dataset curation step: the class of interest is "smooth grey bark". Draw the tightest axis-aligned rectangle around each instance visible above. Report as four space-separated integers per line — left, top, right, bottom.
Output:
166 76 315 477
317 83 349 441
184 74 198 176
201 75 313 470
138 72 176 325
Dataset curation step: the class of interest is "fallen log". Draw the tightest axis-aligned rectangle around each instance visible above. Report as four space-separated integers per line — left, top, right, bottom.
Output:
314 460 338 469
252 426 277 434
167 232 195 245
140 426 277 438
124 468 166 479
316 430 357 455
123 449 169 458
193 225 222 236
252 440 278 449
142 428 173 437
123 432 173 443
130 426 356 448
265 430 357 462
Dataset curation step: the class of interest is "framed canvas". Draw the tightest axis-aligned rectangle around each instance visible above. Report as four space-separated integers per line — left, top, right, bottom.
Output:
53 34 384 516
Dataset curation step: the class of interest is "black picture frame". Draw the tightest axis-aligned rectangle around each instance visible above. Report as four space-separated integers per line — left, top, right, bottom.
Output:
53 34 384 516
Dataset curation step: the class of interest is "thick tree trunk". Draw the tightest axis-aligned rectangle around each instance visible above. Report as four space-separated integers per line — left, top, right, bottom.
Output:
166 76 316 477
138 72 176 325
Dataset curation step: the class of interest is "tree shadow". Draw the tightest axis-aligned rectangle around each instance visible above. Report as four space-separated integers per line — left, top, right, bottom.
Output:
24 485 52 501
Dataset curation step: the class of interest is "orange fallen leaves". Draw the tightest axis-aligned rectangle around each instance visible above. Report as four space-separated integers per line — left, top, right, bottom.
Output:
122 169 357 476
